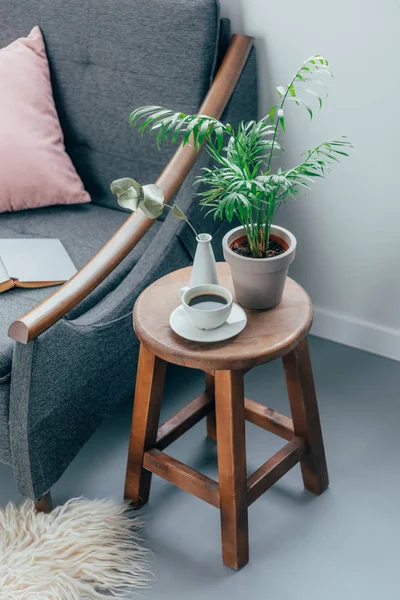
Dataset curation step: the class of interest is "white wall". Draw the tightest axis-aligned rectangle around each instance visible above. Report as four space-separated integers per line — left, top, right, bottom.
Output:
219 0 400 361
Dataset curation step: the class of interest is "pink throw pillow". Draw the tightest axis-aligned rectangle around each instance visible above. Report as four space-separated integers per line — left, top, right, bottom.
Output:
0 26 90 212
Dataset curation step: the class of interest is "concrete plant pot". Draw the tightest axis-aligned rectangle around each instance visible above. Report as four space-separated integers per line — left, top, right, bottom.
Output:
222 225 297 310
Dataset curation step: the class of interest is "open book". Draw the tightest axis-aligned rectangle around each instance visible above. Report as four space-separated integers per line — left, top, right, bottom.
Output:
0 239 77 293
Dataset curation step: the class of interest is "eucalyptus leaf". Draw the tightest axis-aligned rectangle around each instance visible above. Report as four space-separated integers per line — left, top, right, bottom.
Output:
115 188 140 211
110 178 144 211
110 177 164 218
140 184 165 218
171 204 187 220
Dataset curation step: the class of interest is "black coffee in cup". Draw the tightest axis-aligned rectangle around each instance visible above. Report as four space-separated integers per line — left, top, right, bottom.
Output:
188 294 228 311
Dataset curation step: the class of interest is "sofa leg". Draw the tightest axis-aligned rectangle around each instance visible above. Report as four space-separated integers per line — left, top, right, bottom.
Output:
34 491 53 513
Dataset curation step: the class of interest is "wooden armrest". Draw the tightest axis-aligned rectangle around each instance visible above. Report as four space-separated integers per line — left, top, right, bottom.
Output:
8 34 254 344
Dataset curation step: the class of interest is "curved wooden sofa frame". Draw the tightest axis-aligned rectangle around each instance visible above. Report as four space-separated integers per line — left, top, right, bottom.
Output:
8 34 254 344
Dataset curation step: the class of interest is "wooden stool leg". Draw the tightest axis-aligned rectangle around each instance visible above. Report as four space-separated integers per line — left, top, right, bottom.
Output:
215 370 249 570
282 337 329 495
125 345 167 508
205 372 216 441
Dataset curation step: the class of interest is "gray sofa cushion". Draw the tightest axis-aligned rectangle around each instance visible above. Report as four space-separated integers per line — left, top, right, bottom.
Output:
0 0 220 210
0 203 162 379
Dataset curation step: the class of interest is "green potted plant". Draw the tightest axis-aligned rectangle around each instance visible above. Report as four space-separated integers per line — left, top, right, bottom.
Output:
116 55 351 309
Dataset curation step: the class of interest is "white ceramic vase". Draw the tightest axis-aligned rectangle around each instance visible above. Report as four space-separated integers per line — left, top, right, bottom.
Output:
189 233 220 287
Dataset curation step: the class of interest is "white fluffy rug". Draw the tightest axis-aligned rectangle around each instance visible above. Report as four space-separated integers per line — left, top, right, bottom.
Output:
0 497 151 599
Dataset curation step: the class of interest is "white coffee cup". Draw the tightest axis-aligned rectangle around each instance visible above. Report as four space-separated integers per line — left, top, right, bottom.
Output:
180 284 233 330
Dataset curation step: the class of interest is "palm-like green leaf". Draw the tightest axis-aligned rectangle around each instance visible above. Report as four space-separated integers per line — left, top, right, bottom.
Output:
284 137 352 188
129 106 229 152
124 54 351 258
271 54 332 125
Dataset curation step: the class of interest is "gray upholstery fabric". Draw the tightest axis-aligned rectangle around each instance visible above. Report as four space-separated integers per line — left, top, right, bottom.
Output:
10 220 191 498
0 0 220 209
0 202 163 474
216 18 232 71
0 379 11 464
0 204 162 379
0 0 258 499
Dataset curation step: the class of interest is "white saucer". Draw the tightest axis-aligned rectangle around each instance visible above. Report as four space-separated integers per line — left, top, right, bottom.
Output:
169 303 247 343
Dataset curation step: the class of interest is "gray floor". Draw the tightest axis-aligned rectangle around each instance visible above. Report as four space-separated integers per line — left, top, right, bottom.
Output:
1 336 399 599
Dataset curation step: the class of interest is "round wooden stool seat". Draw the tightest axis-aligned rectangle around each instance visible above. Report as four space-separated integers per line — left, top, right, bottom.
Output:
133 262 313 371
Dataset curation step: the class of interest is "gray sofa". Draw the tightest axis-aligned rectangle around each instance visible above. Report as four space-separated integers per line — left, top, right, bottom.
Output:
0 0 257 502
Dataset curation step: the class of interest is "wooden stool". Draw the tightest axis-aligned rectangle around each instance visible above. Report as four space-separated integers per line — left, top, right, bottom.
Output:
125 263 328 570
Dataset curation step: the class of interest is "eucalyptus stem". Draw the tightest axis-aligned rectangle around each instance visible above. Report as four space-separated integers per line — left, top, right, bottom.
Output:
185 219 200 238
163 204 199 237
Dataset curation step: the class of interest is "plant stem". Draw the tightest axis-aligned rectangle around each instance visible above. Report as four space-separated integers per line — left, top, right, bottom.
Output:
163 204 199 237
185 219 200 238
266 62 307 173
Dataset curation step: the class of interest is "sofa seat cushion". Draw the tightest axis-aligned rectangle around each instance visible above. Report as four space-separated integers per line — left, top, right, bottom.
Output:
0 202 162 380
